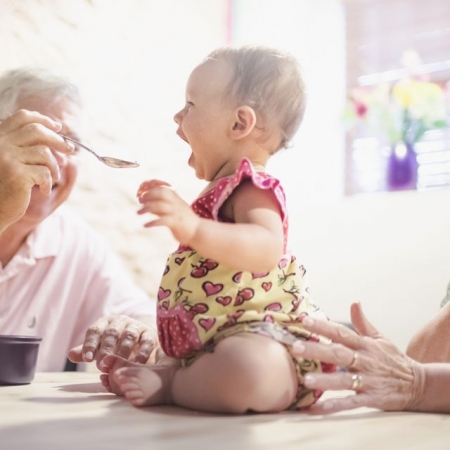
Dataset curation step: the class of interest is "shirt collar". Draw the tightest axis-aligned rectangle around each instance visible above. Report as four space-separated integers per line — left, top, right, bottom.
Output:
0 209 64 281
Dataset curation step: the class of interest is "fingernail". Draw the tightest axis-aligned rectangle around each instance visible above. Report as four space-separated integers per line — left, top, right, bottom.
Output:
292 341 305 354
66 141 75 152
323 401 333 410
304 374 316 386
84 351 94 361
303 317 314 327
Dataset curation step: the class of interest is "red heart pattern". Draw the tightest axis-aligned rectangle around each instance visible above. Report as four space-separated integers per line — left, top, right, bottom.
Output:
202 281 223 297
158 287 171 300
199 317 216 331
216 296 232 306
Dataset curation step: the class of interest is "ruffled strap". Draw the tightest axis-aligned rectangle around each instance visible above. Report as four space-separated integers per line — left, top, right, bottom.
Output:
211 158 288 227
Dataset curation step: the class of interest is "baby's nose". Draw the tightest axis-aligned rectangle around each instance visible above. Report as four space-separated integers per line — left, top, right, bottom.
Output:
173 109 183 124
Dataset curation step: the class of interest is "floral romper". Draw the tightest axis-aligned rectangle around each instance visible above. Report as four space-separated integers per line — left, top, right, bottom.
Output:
156 158 335 409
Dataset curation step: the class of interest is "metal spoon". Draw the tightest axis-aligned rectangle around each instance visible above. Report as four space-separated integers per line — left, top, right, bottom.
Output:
59 134 139 168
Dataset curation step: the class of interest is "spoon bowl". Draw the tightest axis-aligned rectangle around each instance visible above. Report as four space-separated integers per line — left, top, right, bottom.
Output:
59 134 139 168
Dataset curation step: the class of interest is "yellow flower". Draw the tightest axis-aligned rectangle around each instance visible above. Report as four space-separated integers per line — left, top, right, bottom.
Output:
392 79 444 110
345 78 447 145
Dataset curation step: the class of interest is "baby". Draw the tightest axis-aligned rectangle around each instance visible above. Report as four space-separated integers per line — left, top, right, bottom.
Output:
100 45 335 413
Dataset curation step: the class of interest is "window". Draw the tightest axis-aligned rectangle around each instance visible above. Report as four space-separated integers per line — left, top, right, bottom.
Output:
343 0 450 195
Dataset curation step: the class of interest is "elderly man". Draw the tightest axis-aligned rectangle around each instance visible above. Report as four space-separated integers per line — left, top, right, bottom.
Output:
0 68 156 371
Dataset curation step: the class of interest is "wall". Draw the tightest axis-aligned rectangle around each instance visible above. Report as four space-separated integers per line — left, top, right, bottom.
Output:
0 0 228 296
290 189 450 350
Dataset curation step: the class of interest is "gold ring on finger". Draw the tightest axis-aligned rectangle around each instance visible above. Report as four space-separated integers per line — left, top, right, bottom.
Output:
350 373 363 391
348 351 358 369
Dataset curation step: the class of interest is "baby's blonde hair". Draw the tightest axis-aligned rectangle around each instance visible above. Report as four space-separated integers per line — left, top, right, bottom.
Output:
206 45 306 152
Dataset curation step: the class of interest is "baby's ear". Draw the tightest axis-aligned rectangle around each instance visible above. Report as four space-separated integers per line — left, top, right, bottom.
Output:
231 106 256 139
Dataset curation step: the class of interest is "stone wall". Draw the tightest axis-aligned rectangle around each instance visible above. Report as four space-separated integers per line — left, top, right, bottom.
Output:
0 0 227 297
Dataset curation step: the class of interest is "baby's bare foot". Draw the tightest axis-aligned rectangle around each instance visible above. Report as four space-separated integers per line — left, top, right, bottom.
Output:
113 364 178 407
99 354 141 395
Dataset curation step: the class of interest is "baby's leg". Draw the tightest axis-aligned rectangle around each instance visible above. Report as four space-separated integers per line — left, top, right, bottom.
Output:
109 333 298 413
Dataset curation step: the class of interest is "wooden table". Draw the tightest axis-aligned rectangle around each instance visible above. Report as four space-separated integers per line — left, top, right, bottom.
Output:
0 372 448 450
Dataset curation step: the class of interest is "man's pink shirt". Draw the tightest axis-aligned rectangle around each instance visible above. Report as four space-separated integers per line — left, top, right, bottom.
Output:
0 207 155 371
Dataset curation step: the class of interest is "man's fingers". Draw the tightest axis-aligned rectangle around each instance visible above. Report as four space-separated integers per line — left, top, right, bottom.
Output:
67 345 83 363
0 109 74 155
94 317 129 365
131 330 155 364
81 316 111 362
115 324 144 360
10 122 74 154
0 109 62 133
70 316 156 367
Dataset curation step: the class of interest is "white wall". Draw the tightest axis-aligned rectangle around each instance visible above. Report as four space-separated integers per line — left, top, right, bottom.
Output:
232 0 346 203
290 189 450 351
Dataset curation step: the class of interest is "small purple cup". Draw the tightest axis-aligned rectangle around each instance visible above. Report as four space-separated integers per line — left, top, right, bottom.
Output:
0 335 42 385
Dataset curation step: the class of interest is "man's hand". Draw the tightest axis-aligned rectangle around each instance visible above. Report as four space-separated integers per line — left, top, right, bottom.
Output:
0 110 74 232
68 315 157 369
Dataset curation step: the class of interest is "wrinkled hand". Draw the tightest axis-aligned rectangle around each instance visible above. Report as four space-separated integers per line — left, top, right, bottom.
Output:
0 110 74 232
137 179 200 244
68 315 156 369
292 302 422 414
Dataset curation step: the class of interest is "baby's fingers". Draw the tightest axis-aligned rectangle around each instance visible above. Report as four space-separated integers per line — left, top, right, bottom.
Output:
143 218 166 228
137 179 172 198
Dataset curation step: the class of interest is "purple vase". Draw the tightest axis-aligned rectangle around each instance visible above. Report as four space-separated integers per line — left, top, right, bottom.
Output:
386 141 418 191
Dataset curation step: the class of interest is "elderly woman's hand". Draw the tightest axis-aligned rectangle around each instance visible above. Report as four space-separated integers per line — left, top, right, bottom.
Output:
0 110 74 232
292 302 425 414
68 315 157 369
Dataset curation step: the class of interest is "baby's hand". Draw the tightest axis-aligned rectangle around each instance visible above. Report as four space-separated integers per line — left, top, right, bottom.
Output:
137 179 172 200
137 179 200 245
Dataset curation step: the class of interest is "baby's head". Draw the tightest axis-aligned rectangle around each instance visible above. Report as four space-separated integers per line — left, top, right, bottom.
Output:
206 45 306 153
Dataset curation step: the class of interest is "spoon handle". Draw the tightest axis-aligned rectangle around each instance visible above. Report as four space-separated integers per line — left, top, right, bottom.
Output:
58 134 99 159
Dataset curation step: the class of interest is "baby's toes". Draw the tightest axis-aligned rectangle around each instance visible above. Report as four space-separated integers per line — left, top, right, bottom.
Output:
99 373 112 392
98 354 118 373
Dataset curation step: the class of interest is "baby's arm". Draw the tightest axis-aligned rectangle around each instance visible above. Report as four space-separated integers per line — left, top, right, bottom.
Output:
137 180 284 273
190 181 284 272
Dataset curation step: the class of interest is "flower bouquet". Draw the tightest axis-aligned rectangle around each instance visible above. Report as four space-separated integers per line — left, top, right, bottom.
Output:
343 78 447 146
343 52 448 190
